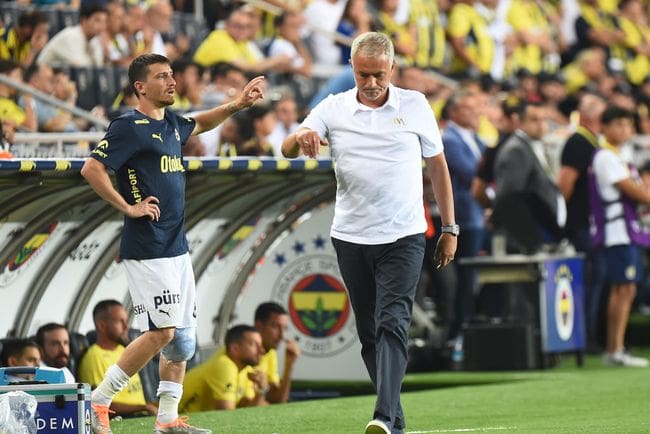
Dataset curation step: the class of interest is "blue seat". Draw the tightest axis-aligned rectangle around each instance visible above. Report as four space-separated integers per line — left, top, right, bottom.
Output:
69 67 97 111
0 3 28 28
94 66 117 110
58 8 79 30
38 6 61 38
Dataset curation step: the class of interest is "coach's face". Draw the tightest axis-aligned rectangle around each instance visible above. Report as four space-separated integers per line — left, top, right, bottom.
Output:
351 52 394 108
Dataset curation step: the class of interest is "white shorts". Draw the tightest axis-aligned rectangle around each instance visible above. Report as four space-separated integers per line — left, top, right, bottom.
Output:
123 253 197 332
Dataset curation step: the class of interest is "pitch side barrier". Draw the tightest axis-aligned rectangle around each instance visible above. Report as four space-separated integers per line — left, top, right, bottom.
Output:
0 157 372 381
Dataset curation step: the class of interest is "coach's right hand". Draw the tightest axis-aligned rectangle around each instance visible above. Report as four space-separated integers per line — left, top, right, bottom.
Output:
127 196 160 221
295 129 329 158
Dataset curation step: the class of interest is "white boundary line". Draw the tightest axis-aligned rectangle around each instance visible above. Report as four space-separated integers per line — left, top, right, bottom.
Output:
407 427 517 433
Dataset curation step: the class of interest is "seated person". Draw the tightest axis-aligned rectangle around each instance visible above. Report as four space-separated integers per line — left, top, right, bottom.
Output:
0 59 36 131
78 300 157 417
193 7 291 74
246 302 301 404
180 325 264 412
36 323 76 383
1 338 41 382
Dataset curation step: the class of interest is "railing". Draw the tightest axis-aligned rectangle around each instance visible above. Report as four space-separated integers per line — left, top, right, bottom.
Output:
0 75 108 130
11 132 104 158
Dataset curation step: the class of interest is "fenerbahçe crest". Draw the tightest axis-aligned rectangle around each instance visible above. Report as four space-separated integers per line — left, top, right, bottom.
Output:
271 235 357 357
554 265 575 341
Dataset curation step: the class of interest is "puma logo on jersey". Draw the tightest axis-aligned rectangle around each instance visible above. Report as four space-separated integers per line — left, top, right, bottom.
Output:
158 308 171 318
152 133 163 143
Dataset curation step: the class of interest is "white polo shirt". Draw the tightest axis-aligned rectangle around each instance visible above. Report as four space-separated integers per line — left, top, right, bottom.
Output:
593 147 631 246
302 84 444 244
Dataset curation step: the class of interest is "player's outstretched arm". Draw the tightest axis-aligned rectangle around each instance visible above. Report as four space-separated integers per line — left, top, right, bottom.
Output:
192 76 265 135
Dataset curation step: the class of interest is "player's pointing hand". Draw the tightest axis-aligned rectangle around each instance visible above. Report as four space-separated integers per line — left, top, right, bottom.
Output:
238 76 265 108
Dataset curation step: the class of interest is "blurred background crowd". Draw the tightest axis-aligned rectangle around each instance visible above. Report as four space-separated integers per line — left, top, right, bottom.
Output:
0 0 647 159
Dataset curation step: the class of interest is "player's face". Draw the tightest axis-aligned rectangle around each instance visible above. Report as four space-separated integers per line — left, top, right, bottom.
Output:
102 305 129 345
42 329 70 368
14 347 41 367
240 331 264 366
139 63 176 107
351 52 394 108
258 313 288 350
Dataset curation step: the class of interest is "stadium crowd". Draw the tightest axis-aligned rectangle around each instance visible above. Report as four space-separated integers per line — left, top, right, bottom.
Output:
0 0 647 157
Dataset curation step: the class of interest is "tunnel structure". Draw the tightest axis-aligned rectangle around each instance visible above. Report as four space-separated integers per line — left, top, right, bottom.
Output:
0 157 369 380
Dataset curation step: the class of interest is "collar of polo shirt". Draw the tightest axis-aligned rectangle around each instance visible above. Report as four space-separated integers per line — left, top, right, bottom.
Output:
346 83 401 114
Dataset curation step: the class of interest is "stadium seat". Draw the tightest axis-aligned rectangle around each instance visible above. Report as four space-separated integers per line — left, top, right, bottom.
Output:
38 6 61 38
113 66 129 99
85 329 97 346
94 66 117 110
69 67 98 111
180 13 209 53
0 2 28 28
69 331 89 378
169 12 184 41
58 8 79 30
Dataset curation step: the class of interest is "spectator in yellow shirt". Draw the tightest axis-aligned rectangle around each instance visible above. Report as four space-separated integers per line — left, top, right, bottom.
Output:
78 300 157 418
193 7 292 73
245 302 301 404
0 60 36 131
180 325 265 412
447 0 495 77
0 10 50 69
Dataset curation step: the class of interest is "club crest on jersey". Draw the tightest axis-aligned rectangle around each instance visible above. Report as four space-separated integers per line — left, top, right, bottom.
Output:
174 128 180 141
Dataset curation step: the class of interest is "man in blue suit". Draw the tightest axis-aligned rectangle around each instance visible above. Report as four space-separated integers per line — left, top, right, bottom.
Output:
442 89 486 342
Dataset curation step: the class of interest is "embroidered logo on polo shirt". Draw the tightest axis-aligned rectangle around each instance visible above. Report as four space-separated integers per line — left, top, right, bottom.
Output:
393 117 406 126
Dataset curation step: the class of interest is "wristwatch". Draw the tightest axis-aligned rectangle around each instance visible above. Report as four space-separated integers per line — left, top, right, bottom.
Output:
441 224 460 236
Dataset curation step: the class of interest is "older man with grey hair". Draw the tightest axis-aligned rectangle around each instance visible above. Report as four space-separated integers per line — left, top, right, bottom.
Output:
282 32 457 434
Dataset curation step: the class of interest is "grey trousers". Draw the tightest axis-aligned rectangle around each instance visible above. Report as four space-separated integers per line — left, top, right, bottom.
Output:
332 233 425 433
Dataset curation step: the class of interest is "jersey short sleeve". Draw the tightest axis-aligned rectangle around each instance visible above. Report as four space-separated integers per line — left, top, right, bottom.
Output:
91 117 139 171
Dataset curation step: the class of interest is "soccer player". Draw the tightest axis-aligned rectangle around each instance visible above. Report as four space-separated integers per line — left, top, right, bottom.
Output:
81 53 264 434
247 302 300 404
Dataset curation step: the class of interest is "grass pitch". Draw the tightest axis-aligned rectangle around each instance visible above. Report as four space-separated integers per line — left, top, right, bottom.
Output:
110 349 650 433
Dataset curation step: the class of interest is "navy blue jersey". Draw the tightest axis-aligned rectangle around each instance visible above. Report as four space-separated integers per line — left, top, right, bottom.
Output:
91 109 196 260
